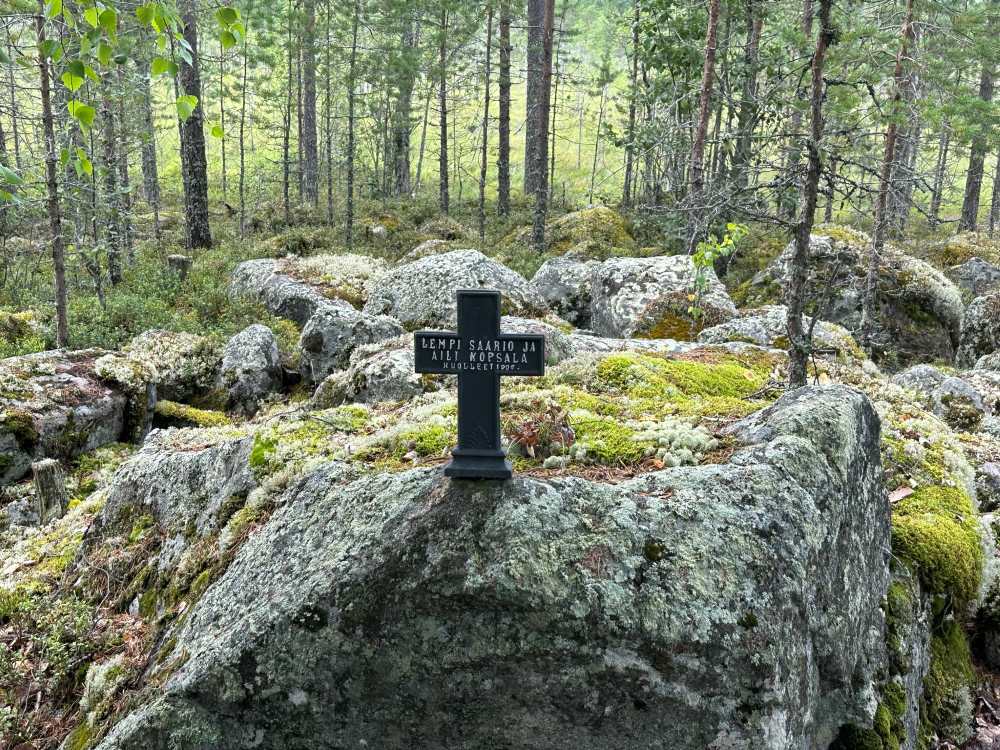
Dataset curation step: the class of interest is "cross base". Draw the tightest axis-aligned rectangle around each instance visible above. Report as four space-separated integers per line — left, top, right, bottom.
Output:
444 449 513 480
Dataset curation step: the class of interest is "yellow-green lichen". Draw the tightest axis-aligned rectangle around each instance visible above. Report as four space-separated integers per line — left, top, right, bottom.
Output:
568 411 645 464
890 486 983 608
921 619 975 745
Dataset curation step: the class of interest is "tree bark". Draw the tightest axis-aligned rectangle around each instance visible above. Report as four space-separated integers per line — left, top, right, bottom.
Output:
346 0 360 250
786 0 833 388
36 6 69 348
302 0 318 204
282 0 293 225
32 459 68 524
178 0 213 249
990 150 1000 237
623 0 641 208
861 0 914 353
731 0 763 193
324 0 333 222
239 3 251 234
479 8 493 240
497 0 511 215
524 0 545 195
959 62 995 231
687 0 721 249
929 123 950 228
530 0 555 252
101 95 123 285
438 5 449 214
392 20 417 197
138 65 160 236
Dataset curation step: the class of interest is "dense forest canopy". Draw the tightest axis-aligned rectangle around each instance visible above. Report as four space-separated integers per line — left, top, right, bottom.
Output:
0 0 997 366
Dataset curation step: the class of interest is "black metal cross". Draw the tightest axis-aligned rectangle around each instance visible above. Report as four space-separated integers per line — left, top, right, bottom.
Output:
414 289 546 479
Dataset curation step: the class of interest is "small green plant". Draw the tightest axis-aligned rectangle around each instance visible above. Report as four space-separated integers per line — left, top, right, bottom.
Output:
689 223 748 322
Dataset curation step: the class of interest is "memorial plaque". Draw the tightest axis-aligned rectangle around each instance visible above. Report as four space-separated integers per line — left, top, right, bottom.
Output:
413 289 546 479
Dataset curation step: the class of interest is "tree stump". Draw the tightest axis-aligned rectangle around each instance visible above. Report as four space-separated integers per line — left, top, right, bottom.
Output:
32 458 69 524
167 254 193 281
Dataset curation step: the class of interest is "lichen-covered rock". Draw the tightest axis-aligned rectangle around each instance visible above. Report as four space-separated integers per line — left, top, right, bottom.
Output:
748 228 964 368
975 351 1000 371
977 462 1000 512
0 350 138 485
566 333 696 356
312 336 430 407
890 364 948 397
697 305 862 359
958 291 1000 368
401 238 451 263
298 307 404 385
276 254 389 308
92 385 890 750
231 258 352 326
124 330 221 403
931 377 986 431
363 249 548 328
84 429 256 571
219 325 284 416
962 369 1000 416
501 315 574 364
947 257 1000 300
417 215 470 240
530 255 598 327
590 254 736 339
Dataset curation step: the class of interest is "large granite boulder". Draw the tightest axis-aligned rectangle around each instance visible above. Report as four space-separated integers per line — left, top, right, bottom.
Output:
501 316 575 364
0 350 150 485
92 385 891 749
219 325 284 417
697 304 862 359
590 254 736 339
957 290 1000 368
124 330 221 403
231 258 351 326
947 257 1000 300
299 306 404 385
530 255 599 327
363 249 548 329
504 206 636 258
312 336 432 407
748 227 963 368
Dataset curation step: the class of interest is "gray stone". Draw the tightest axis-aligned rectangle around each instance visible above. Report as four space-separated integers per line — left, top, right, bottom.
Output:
567 332 695 356
124 329 221 403
231 258 351 326
363 249 548 329
401 239 451 263
958 291 1000 368
697 304 861 357
977 463 1000 512
501 316 574 364
94 385 890 750
931 377 986 431
948 257 1000 299
590 254 736 339
1 350 136 486
975 351 1000 371
890 364 948 398
2 498 39 527
312 337 431 407
530 255 598 327
219 325 284 416
299 307 404 385
749 230 963 368
960 370 1000 416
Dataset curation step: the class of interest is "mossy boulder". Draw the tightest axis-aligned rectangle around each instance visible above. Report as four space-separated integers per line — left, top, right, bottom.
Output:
123 330 221 403
417 215 470 241
0 350 140 486
231 258 353 327
277 253 388 309
299 306 404 385
947 256 1000 301
530 255 599 327
747 227 963 369
90 386 891 750
697 305 864 360
590 254 736 340
957 290 1000 368
502 206 636 259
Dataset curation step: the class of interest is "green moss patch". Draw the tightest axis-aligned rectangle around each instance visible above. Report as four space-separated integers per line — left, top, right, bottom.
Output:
891 486 983 608
921 619 976 745
154 400 231 429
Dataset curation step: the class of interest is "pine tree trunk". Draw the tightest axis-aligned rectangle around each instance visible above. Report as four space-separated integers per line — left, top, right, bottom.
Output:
392 21 417 197
346 1 359 250
786 0 833 388
178 0 213 249
479 9 494 240
101 95 123 285
687 0 721 249
731 1 763 193
116 67 133 262
36 5 69 347
302 0 318 205
530 0 555 253
960 62 995 232
138 65 160 234
415 81 432 192
324 0 333 222
781 0 814 221
438 6 449 215
283 0 293 225
622 0 640 207
239 4 251 234
989 150 1000 237
588 84 606 205
524 0 544 195
929 123 950 227
7 60 22 171
497 0 512 216
219 55 227 202
861 0 914 353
